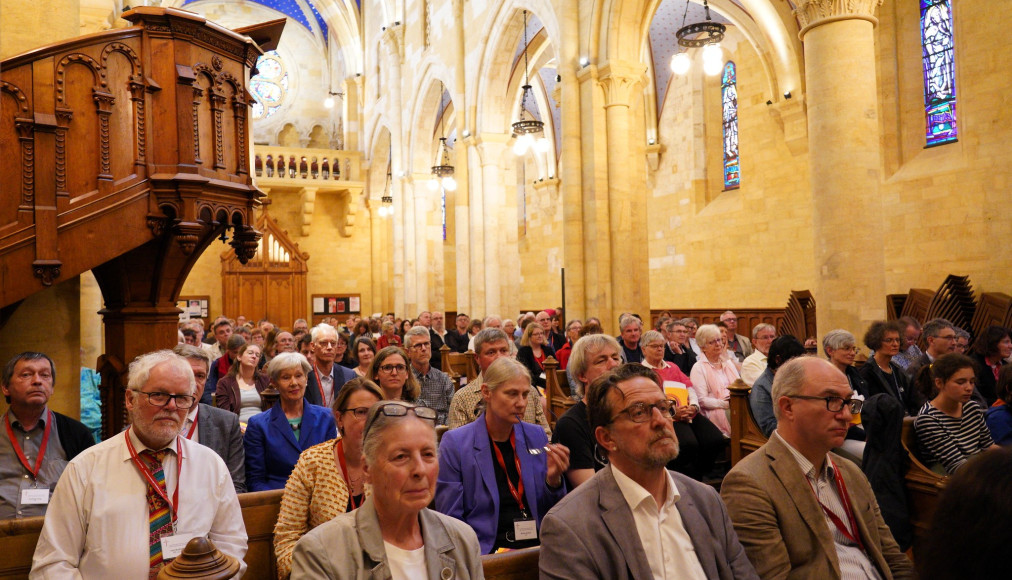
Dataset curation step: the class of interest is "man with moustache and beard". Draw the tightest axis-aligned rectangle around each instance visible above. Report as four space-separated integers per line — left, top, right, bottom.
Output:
540 364 757 579
32 351 247 579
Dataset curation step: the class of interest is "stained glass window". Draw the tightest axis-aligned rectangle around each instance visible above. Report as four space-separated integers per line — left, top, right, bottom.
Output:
250 51 288 120
921 0 957 146
721 61 740 190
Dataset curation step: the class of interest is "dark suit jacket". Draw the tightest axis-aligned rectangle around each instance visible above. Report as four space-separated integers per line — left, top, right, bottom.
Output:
305 364 358 407
430 328 445 371
516 344 556 389
720 434 914 580
540 464 757 579
444 330 470 354
858 359 922 416
196 403 246 493
243 402 336 491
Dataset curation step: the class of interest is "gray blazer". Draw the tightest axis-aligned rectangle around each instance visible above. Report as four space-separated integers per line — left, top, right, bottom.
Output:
291 498 484 579
539 464 757 580
196 403 246 494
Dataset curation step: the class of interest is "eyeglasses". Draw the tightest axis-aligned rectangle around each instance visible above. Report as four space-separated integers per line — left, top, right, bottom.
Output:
409 341 431 350
363 403 438 439
787 395 863 414
936 334 957 341
379 364 407 374
341 406 371 419
134 391 196 409
882 337 901 344
610 399 678 424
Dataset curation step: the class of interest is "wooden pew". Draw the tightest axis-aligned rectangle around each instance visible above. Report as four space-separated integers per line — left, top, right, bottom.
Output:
441 345 478 389
728 379 767 464
0 516 43 579
481 546 540 580
543 360 574 428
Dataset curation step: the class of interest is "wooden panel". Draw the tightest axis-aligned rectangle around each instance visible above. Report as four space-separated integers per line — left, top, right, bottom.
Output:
651 308 787 336
0 84 31 235
482 547 539 580
972 292 1012 338
239 489 283 579
62 60 101 199
266 274 294 326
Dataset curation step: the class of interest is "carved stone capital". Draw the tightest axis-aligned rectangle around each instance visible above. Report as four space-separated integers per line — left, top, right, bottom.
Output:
380 23 405 62
795 0 883 37
598 61 647 108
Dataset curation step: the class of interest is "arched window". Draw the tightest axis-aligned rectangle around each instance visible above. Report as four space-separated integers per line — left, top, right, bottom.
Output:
921 0 957 146
721 61 740 190
250 51 289 120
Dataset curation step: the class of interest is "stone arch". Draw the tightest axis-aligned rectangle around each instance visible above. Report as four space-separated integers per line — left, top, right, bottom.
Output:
406 69 456 178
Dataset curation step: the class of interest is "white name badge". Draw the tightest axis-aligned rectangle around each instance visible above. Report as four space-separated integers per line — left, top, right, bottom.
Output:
160 534 198 559
21 488 50 505
513 519 537 541
539 372 547 381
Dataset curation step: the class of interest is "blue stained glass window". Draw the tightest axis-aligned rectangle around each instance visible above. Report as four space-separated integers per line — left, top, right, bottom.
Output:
921 0 957 146
250 51 288 120
721 61 740 190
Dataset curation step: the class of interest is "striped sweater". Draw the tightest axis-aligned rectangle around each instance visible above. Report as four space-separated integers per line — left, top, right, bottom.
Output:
913 400 993 474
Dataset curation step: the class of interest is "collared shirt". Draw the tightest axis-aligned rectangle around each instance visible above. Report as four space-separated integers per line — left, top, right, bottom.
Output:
0 407 67 519
773 431 883 580
31 429 247 578
319 367 335 408
689 338 702 357
740 351 768 387
183 406 200 443
611 465 707 580
411 364 455 425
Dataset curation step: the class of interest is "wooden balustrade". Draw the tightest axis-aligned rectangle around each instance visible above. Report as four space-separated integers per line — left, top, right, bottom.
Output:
253 145 362 186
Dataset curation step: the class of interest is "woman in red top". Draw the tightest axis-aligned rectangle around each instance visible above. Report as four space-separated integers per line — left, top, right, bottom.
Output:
376 321 402 349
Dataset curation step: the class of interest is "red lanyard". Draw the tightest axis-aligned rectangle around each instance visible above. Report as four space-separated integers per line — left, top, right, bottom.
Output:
184 407 198 440
313 362 328 405
808 460 864 551
125 427 183 524
488 425 526 514
336 439 362 510
4 410 53 479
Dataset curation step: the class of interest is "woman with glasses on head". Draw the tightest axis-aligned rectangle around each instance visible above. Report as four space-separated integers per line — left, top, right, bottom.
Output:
913 353 998 474
689 324 741 437
369 346 420 402
214 342 269 423
435 357 570 554
244 353 337 492
274 378 384 579
517 321 556 390
859 320 922 416
291 401 483 578
352 336 377 378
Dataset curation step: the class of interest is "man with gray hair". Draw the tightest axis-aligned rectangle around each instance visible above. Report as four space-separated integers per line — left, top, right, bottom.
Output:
448 327 551 436
905 318 957 380
33 350 247 578
740 323 776 387
405 326 454 425
617 315 644 364
721 357 913 579
719 311 754 362
467 315 502 352
306 323 357 408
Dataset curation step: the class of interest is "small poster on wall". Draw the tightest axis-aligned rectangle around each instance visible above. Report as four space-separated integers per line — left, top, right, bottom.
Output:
312 294 361 317
176 297 209 320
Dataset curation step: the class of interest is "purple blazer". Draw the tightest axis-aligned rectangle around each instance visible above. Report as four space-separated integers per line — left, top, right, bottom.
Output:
435 414 566 554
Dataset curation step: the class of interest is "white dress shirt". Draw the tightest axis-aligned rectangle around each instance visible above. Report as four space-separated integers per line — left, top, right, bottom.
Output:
31 429 247 579
183 406 200 443
689 338 702 357
739 351 768 387
611 465 707 580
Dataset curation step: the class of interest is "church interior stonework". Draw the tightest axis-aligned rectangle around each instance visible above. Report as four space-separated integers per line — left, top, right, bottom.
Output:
1 0 1009 416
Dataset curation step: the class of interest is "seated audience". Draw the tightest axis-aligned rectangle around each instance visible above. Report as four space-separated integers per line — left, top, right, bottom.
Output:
32 351 247 577
554 318 582 370
663 319 697 376
913 353 997 474
335 331 356 369
689 323 741 437
749 335 807 438
436 358 569 554
297 333 314 366
204 333 246 405
683 317 702 356
719 310 754 363
641 330 725 480
540 363 758 579
915 447 1012 580
859 320 921 416
351 336 377 378
444 313 471 353
215 342 269 423
274 379 383 579
617 315 644 363
953 327 970 355
516 321 556 390
276 331 296 354
468 316 502 352
904 318 957 381
245 353 337 491
405 326 454 425
890 316 923 371
368 346 419 403
174 345 246 494
291 401 482 578
1 352 94 519
377 321 402 350
448 328 551 435
740 323 775 387
552 334 623 488
721 357 913 579
823 329 870 397
306 323 358 409
970 324 1011 407
985 364 1012 445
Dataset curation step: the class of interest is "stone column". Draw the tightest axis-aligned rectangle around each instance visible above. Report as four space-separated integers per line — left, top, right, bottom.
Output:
798 0 887 339
558 0 587 321
401 177 418 317
599 61 649 330
466 143 486 316
476 136 509 317
0 0 79 58
454 137 474 317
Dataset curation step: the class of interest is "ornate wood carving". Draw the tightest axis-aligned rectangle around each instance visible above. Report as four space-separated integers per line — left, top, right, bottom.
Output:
92 89 116 180
32 261 62 286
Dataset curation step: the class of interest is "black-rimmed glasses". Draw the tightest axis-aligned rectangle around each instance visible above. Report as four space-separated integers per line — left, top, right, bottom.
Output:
609 399 678 424
134 391 196 409
341 406 371 419
363 402 437 439
787 395 863 414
